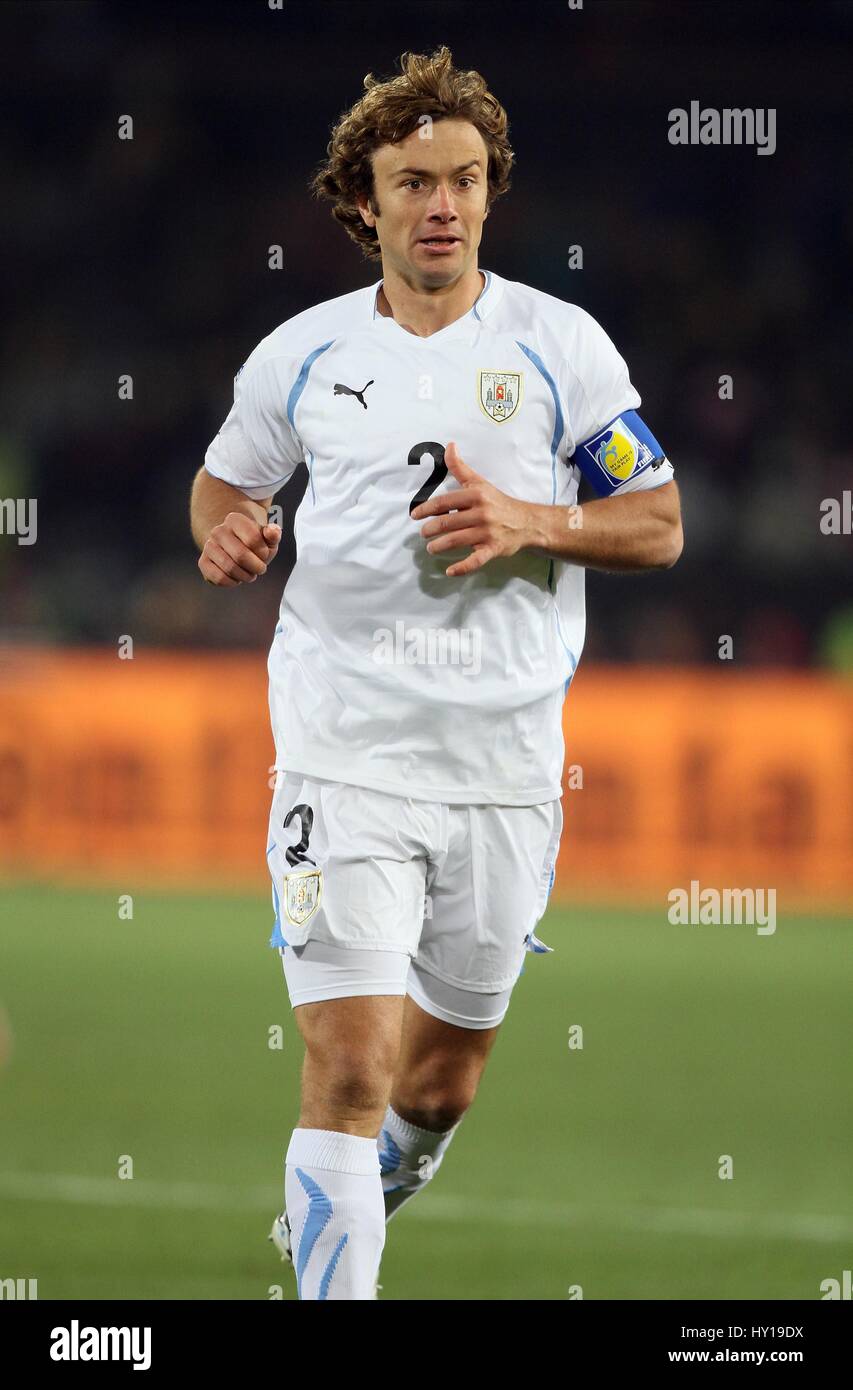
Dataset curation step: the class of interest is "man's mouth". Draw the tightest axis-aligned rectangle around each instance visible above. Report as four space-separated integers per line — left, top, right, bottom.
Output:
418 235 461 247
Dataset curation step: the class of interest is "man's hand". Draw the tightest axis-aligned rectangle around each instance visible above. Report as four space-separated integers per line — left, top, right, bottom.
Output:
198 512 282 587
411 442 534 577
411 442 683 575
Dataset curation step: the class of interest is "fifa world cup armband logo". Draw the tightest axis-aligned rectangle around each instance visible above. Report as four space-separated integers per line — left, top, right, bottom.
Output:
576 410 668 495
596 431 635 479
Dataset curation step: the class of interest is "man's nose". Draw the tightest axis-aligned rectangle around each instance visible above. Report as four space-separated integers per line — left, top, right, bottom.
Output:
427 182 457 217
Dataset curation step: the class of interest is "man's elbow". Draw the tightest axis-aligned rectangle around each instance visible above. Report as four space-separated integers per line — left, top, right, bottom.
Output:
654 520 684 569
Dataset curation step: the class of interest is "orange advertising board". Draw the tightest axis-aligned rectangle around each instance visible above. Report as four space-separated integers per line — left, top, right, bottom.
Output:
0 647 850 910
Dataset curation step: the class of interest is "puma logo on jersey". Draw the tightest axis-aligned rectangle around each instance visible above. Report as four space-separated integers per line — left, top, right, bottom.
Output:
333 379 374 409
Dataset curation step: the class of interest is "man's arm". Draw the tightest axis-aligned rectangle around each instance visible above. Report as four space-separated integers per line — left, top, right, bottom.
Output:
190 466 281 587
412 443 683 577
525 478 683 572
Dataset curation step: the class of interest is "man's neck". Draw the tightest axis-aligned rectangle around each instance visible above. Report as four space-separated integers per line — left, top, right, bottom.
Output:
376 268 485 338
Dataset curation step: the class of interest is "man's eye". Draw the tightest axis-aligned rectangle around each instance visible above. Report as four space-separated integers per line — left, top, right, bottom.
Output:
405 180 423 190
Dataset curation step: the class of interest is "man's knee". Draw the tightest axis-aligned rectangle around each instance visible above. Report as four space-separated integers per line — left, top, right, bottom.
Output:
309 1057 392 1119
392 1082 476 1132
393 999 502 1127
296 994 404 1127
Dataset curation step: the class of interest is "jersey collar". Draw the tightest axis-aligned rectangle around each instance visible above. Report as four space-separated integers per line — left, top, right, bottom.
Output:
367 268 503 338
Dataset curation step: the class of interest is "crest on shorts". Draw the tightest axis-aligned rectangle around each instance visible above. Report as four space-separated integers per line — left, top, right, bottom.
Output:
284 865 323 927
478 370 523 424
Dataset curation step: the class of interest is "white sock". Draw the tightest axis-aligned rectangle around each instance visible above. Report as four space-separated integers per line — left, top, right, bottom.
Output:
378 1105 461 1221
285 1127 385 1300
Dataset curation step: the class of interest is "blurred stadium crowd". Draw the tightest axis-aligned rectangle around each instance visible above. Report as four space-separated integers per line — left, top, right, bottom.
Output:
2 0 851 667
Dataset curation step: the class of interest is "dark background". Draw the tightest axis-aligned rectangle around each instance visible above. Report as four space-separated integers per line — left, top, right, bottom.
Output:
2 0 851 664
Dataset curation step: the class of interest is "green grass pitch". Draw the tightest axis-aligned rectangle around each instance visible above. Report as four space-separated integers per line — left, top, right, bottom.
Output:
0 884 850 1300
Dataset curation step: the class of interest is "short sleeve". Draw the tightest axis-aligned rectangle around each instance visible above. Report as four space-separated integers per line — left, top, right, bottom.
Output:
565 308 674 497
204 352 304 500
565 307 641 450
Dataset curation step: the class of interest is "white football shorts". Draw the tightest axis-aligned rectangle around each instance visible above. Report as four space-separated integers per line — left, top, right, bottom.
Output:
265 772 563 1028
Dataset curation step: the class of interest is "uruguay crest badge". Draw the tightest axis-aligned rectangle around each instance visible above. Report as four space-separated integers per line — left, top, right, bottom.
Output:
478 370 523 423
284 865 323 927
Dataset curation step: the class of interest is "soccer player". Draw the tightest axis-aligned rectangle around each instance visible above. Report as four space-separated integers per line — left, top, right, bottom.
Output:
190 45 682 1300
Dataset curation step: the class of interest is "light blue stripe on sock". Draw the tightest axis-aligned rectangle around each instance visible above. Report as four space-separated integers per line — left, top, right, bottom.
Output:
378 1129 402 1175
294 1167 333 1300
318 1233 348 1300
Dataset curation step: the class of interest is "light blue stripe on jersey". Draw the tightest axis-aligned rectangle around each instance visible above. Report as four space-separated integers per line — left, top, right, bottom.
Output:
472 269 492 320
556 615 578 695
515 341 564 504
268 842 289 948
515 342 576 694
269 879 288 949
287 341 335 499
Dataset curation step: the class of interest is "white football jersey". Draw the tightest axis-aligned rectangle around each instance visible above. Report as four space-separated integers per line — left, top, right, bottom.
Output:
204 269 674 805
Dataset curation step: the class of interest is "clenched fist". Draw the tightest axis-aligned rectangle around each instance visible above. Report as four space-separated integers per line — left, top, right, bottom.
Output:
199 512 282 587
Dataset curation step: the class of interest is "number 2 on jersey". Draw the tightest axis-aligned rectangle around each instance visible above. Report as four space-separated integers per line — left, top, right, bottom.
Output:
408 441 447 514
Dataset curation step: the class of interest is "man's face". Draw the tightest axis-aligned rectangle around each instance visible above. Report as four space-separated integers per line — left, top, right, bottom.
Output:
357 118 490 285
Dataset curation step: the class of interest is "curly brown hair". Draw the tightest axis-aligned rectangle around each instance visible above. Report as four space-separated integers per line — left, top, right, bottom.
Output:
309 45 515 261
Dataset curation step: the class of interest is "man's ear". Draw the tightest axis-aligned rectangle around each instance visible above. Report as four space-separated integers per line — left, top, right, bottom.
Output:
358 193 378 229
